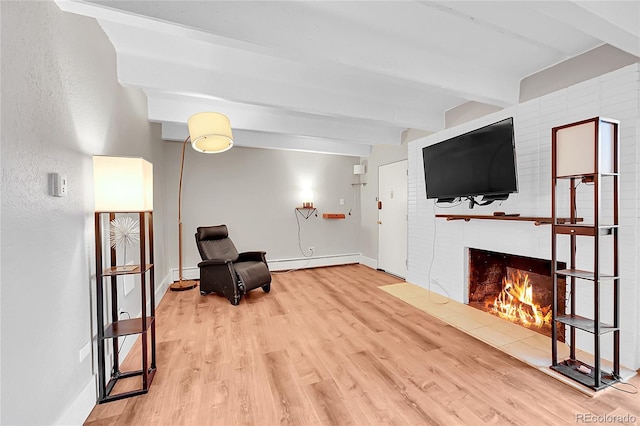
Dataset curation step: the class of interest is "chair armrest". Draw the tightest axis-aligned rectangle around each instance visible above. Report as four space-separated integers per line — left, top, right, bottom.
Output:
198 259 232 267
197 258 240 305
238 251 267 263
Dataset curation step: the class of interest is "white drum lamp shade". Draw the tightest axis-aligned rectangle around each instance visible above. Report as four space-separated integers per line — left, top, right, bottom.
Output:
93 156 153 212
353 164 366 175
188 112 234 153
555 117 616 177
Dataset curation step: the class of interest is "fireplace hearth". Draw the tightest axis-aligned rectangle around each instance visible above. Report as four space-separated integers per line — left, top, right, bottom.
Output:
468 249 565 341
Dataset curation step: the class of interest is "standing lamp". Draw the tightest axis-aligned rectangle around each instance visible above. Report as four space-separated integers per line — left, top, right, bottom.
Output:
171 112 234 291
93 156 156 402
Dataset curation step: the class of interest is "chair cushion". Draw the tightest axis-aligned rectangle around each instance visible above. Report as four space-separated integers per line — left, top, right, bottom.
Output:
234 261 271 291
195 225 239 262
196 225 228 241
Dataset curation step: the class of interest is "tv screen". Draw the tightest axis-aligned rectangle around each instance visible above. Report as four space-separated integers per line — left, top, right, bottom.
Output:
422 117 517 201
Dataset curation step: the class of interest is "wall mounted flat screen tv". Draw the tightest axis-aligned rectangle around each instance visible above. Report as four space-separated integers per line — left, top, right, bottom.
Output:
422 117 518 202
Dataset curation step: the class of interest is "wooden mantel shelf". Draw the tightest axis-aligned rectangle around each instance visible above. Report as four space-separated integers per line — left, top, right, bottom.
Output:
435 214 582 226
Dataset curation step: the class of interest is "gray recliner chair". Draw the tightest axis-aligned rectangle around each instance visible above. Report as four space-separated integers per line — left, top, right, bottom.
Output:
195 225 271 305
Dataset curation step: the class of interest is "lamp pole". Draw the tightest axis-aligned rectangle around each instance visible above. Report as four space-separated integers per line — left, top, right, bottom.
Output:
169 112 233 290
170 136 198 291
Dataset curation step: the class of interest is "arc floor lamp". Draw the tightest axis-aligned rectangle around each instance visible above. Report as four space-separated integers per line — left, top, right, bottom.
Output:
170 112 234 291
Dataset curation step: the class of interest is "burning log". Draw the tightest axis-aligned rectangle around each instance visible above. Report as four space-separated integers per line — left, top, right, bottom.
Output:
490 272 552 328
503 283 536 318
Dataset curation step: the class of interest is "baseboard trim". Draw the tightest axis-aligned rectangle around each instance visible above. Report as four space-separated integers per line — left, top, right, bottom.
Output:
54 377 95 426
171 253 363 279
359 255 378 270
268 253 360 271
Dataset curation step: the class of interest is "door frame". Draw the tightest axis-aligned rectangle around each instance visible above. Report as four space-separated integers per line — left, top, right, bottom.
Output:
377 159 408 278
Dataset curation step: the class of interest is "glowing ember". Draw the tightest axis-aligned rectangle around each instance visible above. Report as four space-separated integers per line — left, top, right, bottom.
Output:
488 271 552 328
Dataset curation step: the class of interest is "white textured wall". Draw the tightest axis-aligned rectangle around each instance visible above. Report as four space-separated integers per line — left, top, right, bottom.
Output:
164 143 361 271
1 2 167 424
408 64 640 370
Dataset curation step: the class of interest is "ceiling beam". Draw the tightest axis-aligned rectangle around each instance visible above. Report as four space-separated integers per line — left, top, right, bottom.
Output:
161 123 372 157
146 91 403 146
533 1 640 57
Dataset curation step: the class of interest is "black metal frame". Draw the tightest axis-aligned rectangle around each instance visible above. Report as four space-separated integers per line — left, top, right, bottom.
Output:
550 117 620 391
295 207 318 219
94 211 156 403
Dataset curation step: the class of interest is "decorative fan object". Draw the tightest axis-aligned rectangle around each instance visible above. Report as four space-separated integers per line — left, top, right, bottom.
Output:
109 216 140 271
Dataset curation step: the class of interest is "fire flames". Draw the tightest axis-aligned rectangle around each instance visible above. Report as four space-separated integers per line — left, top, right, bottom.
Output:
489 271 552 328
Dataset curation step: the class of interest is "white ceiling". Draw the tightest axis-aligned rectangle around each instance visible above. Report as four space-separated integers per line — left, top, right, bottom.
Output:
55 1 639 157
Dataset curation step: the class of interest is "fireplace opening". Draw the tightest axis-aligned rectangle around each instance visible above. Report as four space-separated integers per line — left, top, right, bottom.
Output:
468 249 565 341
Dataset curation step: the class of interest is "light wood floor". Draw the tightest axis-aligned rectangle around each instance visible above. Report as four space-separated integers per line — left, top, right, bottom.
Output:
85 264 640 425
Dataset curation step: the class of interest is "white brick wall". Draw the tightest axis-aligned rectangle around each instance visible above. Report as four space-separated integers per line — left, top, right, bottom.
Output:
407 64 640 370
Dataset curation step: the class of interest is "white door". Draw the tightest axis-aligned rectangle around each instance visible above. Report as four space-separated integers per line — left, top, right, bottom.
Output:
378 160 407 278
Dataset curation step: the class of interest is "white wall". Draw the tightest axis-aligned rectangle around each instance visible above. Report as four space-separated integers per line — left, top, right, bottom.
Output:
164 143 362 273
0 2 168 424
408 64 640 370
359 141 408 267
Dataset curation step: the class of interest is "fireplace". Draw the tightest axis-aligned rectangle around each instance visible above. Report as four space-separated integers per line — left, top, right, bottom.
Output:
468 249 565 341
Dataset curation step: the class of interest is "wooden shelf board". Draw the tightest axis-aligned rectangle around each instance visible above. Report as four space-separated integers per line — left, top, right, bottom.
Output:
555 314 617 334
437 214 560 225
104 317 154 338
555 268 617 280
102 264 153 276
435 214 586 225
554 224 617 236
323 213 346 219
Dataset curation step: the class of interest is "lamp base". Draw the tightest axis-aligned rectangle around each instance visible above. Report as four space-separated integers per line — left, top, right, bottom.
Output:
170 280 198 291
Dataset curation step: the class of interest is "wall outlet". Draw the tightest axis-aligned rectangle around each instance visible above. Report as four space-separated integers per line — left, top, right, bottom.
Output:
49 173 68 197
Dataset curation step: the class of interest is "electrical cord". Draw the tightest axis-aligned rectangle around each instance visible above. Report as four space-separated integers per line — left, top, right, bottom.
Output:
117 311 130 354
296 208 313 258
273 209 314 274
435 198 463 208
610 380 639 394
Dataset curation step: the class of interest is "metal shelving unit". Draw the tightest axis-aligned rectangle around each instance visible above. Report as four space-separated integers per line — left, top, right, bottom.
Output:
550 117 621 391
94 211 156 403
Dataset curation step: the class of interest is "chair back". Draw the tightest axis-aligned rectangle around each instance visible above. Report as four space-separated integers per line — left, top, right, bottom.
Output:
195 225 239 262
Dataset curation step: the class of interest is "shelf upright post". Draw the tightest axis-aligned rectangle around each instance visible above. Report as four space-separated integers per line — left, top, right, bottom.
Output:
551 130 558 367
109 212 120 377
569 178 577 361
593 118 601 388
94 212 106 401
139 211 148 389
612 126 620 377
149 211 157 370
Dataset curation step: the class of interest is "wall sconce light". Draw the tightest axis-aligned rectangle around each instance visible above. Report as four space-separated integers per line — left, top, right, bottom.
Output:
300 186 314 208
172 112 233 291
353 163 366 186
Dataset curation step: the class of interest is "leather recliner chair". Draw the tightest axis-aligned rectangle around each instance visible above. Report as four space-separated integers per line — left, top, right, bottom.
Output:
195 225 271 305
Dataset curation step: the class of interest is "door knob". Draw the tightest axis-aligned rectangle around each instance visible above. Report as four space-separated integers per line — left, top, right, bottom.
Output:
377 220 382 224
